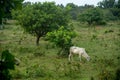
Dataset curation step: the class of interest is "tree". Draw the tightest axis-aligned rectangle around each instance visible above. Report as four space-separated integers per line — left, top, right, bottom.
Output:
110 0 120 19
78 8 106 25
66 3 81 20
97 0 120 20
97 0 115 8
116 0 120 8
46 26 76 56
110 8 120 19
14 2 70 45
0 0 24 25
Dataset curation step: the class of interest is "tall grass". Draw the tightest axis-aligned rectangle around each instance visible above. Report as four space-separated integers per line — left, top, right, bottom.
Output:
0 20 120 80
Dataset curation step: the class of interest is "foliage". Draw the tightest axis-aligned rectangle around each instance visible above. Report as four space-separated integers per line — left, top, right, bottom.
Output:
12 2 70 45
97 0 120 20
78 8 106 25
0 50 16 80
66 3 79 20
103 9 117 21
116 0 120 8
0 20 120 80
111 0 120 20
65 3 94 20
97 0 115 8
110 8 120 20
46 26 76 56
98 69 114 80
0 0 24 24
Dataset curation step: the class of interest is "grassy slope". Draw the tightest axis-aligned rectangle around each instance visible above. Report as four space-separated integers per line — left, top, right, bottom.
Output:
0 20 120 80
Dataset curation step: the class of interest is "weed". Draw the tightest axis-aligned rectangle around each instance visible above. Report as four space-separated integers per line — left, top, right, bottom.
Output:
98 69 114 80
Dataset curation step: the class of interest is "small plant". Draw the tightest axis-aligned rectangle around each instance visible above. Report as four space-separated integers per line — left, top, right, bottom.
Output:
34 67 47 77
26 64 48 78
98 57 115 67
33 52 45 57
98 69 114 80
104 29 114 34
64 62 81 79
91 34 98 41
33 47 46 57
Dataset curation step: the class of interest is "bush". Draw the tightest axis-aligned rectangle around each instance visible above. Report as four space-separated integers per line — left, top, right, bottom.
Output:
98 69 114 80
0 50 16 80
46 26 76 56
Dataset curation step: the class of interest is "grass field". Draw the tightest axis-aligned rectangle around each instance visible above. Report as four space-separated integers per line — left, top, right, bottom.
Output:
0 20 120 80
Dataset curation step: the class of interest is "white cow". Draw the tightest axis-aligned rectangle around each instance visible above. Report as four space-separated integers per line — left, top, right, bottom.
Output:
68 46 90 61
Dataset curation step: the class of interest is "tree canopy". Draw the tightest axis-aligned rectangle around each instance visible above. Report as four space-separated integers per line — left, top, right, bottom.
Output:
78 8 105 25
97 0 120 20
97 0 115 8
13 2 70 45
0 0 24 24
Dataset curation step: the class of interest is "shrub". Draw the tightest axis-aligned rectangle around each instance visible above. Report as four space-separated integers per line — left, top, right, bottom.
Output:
0 50 16 80
98 69 114 80
46 26 76 56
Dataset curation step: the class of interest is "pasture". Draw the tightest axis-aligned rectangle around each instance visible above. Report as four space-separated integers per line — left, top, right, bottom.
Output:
0 20 120 80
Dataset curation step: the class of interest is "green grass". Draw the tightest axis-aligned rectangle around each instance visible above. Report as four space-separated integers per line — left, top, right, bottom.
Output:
0 20 120 80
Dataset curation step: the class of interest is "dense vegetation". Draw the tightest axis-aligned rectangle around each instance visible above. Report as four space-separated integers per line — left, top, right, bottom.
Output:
46 26 76 56
0 0 120 80
0 0 23 25
0 50 16 80
0 20 120 80
12 2 70 45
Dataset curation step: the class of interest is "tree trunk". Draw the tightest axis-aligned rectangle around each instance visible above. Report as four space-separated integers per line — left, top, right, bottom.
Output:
36 35 40 46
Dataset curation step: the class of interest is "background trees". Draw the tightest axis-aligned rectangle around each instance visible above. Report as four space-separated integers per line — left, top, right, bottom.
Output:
97 0 120 20
0 0 23 25
12 0 120 45
9 0 120 48
66 3 79 20
13 2 70 45
78 8 105 25
97 0 115 8
110 0 120 20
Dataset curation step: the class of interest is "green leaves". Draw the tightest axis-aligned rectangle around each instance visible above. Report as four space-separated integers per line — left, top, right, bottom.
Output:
78 8 105 25
0 0 24 24
13 2 69 45
97 0 115 8
1 50 15 70
46 26 76 55
0 50 16 80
